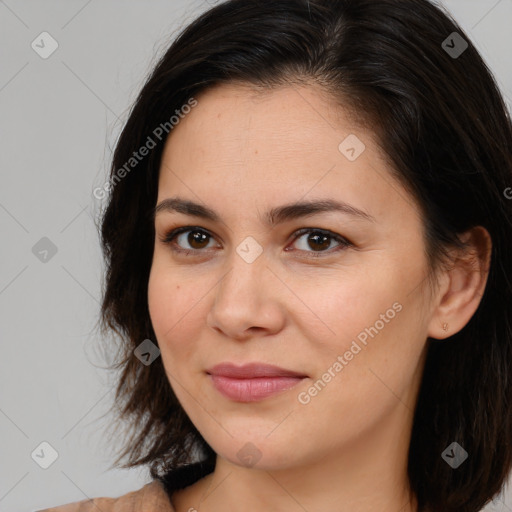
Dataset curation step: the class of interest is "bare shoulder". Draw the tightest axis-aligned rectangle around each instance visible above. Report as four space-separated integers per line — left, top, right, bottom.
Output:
36 480 175 512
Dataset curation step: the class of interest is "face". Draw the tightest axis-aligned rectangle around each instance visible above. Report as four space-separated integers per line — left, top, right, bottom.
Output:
148 82 434 471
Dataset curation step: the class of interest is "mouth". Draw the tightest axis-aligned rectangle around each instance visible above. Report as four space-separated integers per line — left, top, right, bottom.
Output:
206 362 308 402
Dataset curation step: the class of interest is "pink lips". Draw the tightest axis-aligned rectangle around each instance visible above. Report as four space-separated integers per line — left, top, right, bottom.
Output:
206 362 308 402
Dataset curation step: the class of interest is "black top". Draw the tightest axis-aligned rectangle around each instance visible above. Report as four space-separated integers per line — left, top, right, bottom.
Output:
157 459 216 500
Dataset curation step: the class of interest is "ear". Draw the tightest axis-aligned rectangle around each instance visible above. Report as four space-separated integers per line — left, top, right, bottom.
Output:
427 226 492 340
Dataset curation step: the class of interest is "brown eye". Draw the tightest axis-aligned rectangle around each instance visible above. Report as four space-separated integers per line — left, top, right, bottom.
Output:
160 226 351 259
305 232 332 251
288 228 352 257
186 230 210 249
161 227 217 253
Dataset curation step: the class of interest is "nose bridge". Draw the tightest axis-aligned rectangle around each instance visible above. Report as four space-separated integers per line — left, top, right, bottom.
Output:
207 243 284 337
217 245 268 304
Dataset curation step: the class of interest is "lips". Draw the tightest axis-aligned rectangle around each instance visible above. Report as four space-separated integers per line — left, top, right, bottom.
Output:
206 362 308 379
206 362 308 402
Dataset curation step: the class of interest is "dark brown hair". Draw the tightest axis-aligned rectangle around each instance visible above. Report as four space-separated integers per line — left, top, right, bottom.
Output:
93 1 512 510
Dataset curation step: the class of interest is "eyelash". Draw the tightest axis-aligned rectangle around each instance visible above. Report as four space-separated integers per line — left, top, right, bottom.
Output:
158 226 353 259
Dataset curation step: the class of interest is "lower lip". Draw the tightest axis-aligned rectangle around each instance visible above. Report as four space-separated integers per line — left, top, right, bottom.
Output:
208 374 306 402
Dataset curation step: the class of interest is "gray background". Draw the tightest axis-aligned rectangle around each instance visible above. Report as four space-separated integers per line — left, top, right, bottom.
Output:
0 1 511 510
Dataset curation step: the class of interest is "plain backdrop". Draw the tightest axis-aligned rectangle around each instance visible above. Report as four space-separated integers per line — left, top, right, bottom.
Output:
1 1 511 510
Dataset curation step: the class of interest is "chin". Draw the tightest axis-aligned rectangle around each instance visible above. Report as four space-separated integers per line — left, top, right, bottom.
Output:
207 431 306 471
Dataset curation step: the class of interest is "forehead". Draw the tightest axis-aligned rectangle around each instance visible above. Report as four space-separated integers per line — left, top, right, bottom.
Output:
156 82 419 229
160 82 369 180
167 81 364 151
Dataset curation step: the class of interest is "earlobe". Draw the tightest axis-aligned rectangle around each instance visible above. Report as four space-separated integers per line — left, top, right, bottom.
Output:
427 226 492 341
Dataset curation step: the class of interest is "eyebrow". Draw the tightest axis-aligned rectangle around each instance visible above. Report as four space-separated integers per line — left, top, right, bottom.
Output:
153 197 376 225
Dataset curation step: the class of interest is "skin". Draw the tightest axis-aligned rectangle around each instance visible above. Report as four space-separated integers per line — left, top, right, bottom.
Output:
147 82 491 512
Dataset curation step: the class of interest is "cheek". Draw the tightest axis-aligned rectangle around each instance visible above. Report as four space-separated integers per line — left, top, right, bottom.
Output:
288 269 387 345
148 260 214 373
294 264 418 380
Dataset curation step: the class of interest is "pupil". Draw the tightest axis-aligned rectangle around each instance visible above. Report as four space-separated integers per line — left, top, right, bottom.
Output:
309 233 330 251
189 231 208 249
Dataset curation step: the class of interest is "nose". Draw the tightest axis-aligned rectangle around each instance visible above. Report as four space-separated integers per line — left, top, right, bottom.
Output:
206 250 286 341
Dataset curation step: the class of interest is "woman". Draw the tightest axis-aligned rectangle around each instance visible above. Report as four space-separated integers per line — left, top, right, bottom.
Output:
40 0 512 511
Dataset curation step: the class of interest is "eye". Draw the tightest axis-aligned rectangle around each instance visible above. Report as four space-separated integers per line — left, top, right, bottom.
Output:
158 226 352 258
159 226 219 255
286 228 352 257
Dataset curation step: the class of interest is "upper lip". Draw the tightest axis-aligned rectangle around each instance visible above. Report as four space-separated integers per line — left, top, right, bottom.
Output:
206 362 308 379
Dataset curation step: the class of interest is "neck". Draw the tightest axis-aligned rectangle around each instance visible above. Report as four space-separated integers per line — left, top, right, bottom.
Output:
174 404 419 512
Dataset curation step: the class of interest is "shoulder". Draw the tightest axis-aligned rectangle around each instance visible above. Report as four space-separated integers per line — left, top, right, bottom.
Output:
36 480 175 512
